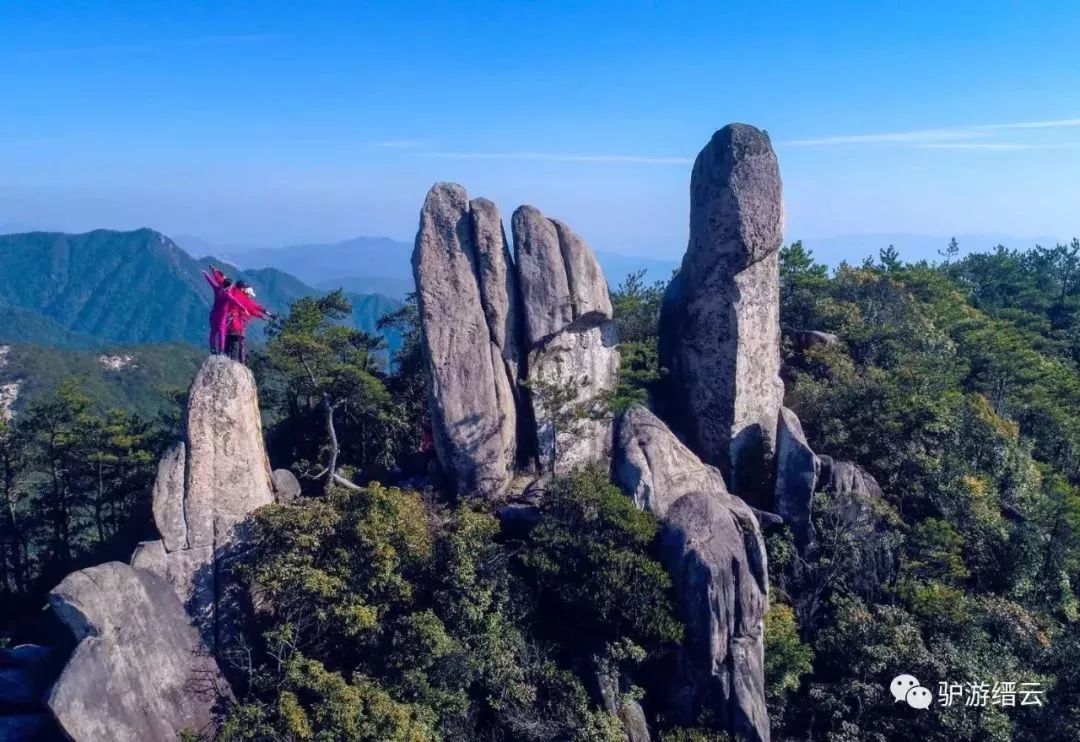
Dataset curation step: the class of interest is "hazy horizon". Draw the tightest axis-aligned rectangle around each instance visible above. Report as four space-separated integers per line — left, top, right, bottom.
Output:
4 3 1080 263
0 218 1070 271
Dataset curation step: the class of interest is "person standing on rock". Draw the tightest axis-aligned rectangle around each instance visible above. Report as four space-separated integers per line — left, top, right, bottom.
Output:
224 281 272 364
203 265 243 355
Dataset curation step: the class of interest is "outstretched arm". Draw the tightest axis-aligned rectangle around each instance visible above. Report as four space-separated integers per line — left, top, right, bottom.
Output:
235 291 271 319
204 267 228 288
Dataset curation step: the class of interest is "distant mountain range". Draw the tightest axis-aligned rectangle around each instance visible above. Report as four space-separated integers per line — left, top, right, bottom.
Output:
6 227 1060 354
175 235 680 298
0 229 402 351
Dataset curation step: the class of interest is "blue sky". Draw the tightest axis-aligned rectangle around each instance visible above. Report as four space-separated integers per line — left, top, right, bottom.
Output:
2 1 1080 260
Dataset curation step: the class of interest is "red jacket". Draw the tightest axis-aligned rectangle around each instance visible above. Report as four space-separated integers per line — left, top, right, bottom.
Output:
227 289 270 335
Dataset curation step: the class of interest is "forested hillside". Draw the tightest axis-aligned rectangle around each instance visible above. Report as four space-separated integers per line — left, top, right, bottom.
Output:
4 235 1079 741
762 239 1080 740
201 238 1080 741
0 342 203 419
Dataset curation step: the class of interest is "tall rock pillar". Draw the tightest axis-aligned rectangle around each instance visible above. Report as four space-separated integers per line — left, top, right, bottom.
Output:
659 123 784 503
512 206 619 474
131 355 275 652
412 184 521 498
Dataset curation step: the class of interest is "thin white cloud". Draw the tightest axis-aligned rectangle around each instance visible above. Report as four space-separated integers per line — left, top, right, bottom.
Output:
918 141 1080 151
373 139 429 149
783 116 1080 148
917 142 1036 151
423 151 693 164
984 118 1080 130
785 128 988 146
14 34 288 58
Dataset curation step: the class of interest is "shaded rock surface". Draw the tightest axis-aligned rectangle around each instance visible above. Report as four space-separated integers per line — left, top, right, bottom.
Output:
0 645 58 715
659 123 784 504
614 406 769 742
0 713 54 741
131 355 274 651
773 407 819 549
46 562 228 742
615 405 728 518
0 645 65 738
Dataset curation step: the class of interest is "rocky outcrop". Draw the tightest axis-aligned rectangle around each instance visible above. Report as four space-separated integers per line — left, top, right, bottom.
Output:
774 407 819 550
614 406 769 742
817 456 882 501
816 455 884 530
512 206 619 474
132 355 274 651
150 442 187 553
659 123 784 504
413 184 520 498
412 185 618 491
46 562 228 742
184 356 275 550
271 468 302 504
512 207 574 345
471 197 523 387
596 665 651 742
614 405 725 518
787 329 840 352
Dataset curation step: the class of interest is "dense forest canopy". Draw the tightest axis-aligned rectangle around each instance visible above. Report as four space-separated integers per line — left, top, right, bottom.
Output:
3 238 1080 740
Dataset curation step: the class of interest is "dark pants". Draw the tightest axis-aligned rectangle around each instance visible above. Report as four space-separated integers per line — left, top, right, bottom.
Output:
226 333 246 364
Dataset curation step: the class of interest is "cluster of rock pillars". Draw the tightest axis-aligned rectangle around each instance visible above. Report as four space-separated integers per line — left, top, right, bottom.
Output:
1 124 883 742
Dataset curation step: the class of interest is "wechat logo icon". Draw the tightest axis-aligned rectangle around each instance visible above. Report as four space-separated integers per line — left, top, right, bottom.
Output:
891 674 933 709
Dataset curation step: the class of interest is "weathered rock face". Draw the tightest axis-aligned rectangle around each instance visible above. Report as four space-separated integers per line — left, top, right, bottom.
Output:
787 329 840 352
132 355 274 651
659 123 784 504
614 406 769 742
596 664 651 742
471 197 523 386
816 455 884 530
184 356 275 550
774 407 820 550
271 468 302 504
47 562 228 742
615 405 727 518
527 321 619 474
817 455 883 501
413 184 520 498
151 442 186 553
412 185 618 488
512 206 619 475
512 206 574 346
